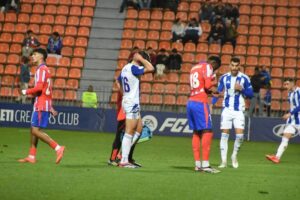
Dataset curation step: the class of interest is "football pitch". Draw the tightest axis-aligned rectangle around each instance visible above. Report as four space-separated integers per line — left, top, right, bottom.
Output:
0 127 299 200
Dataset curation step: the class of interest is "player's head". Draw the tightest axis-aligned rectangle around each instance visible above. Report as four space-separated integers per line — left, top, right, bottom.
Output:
229 56 240 76
32 48 48 64
283 78 296 91
135 51 151 66
207 56 221 71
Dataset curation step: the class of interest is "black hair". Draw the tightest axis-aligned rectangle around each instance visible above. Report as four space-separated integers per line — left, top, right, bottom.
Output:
284 78 296 83
26 30 33 35
138 51 151 63
208 55 221 70
53 32 60 37
231 56 240 64
32 48 48 60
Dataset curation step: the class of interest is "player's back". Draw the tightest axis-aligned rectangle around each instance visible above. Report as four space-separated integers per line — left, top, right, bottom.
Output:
34 64 52 111
189 62 213 103
120 63 141 104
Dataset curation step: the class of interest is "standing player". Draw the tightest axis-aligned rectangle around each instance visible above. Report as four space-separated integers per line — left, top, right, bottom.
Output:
108 80 141 167
118 51 154 168
187 56 221 173
212 57 253 168
18 48 65 164
266 78 300 163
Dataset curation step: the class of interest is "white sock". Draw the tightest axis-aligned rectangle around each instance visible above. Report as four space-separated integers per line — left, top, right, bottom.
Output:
29 155 35 159
131 131 141 145
232 134 244 158
121 133 132 164
220 133 229 162
55 145 61 151
195 161 201 168
202 160 210 168
276 137 289 159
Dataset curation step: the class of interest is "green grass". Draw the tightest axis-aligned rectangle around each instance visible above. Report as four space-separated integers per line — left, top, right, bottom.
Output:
0 127 299 200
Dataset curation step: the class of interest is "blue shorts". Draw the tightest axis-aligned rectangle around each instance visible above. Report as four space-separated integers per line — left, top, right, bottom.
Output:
187 101 212 131
31 111 50 128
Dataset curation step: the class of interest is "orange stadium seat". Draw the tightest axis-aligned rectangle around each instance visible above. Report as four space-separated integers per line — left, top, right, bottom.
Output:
151 10 163 20
251 5 263 15
82 7 94 17
286 38 298 48
272 47 284 57
271 101 281 111
60 0 71 6
140 94 150 104
56 67 68 78
234 45 246 56
42 15 54 24
5 13 17 23
4 64 17 75
271 89 281 100
118 50 130 60
196 43 208 53
177 84 190 95
1 75 14 86
158 31 170 41
184 43 196 52
222 44 233 55
53 78 66 89
138 10 150 20
271 78 282 89
3 23 15 33
249 26 261 35
263 6 275 16
0 64 3 74
149 21 161 31
239 5 250 15
152 83 164 94
195 53 207 62
176 95 188 106
246 56 258 66
209 44 220 54
285 58 297 68
28 24 40 34
52 89 64 100
247 46 259 56
0 87 12 97
182 53 195 63
237 25 248 35
146 41 158 50
61 47 73 57
73 48 86 58
158 41 170 51
285 48 297 58
273 37 285 47
178 1 189 11
287 28 298 37
188 12 199 21
140 82 151 94
57 5 69 15
35 0 47 4
120 39 132 49
261 26 273 36
21 4 32 13
0 43 9 53
46 57 57 66
288 18 299 28
236 35 247 45
274 27 286 37
63 36 75 47
260 47 272 57
161 21 173 31
12 33 24 44
190 2 201 12
45 5 57 15
18 13 29 23
239 15 249 25
163 11 175 21
164 95 176 105
68 16 80 26
7 54 19 65
32 4 44 14
283 69 296 79
71 58 83 68
271 57 284 68
165 83 177 95
147 31 159 40
149 94 163 105
250 16 261 25
10 44 21 54
122 29 134 39
258 57 271 67
176 12 187 22
0 53 7 63
65 90 77 101
133 40 145 49
134 30 147 40
70 6 81 16
288 8 300 17
124 19 136 29
179 73 189 84
15 23 27 33
126 8 138 19
141 73 153 82
276 7 288 16
40 24 52 35
275 17 287 27
59 57 71 68
72 0 83 6
30 14 42 24
65 26 77 37
136 20 149 29
244 66 255 76
66 79 79 89
248 36 259 46
80 17 92 27
166 72 179 83
262 16 274 26
271 68 283 78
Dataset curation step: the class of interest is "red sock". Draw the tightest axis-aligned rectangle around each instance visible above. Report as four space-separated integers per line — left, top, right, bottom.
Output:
202 132 213 161
192 133 201 161
110 149 119 160
49 140 58 150
29 147 37 157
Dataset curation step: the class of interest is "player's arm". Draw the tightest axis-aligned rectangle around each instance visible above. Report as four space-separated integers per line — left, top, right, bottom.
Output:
288 90 300 116
134 53 154 74
23 69 44 95
50 107 58 116
115 76 123 94
212 76 225 105
238 77 254 98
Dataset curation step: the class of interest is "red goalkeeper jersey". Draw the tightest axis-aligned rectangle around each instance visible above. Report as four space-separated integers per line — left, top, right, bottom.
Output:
26 64 52 112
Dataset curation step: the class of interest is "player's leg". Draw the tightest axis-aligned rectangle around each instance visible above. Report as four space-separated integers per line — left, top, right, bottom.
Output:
109 120 125 165
128 117 142 167
219 108 232 168
18 128 39 163
231 111 245 168
266 125 295 163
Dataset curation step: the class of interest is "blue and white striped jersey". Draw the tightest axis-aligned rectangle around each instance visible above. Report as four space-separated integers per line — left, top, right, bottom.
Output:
287 87 300 125
213 72 253 111
119 63 144 104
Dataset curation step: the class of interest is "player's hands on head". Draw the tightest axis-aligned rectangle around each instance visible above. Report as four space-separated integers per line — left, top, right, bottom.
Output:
133 53 144 62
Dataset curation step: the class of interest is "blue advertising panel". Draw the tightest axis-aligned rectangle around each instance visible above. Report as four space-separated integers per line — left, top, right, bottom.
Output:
0 103 299 143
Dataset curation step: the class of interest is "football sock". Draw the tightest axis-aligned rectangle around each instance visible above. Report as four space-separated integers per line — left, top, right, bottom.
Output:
110 148 119 160
49 140 60 150
128 144 136 161
202 132 213 161
192 133 200 162
202 161 210 168
276 137 289 159
220 133 229 162
120 133 132 164
195 161 201 168
28 147 37 159
232 134 244 157
131 132 141 145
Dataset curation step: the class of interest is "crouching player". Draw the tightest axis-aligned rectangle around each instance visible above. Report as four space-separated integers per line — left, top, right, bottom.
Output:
187 56 221 173
266 78 300 163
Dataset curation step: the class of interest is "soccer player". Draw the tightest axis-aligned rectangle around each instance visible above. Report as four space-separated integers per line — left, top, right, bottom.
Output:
266 78 300 164
118 51 154 168
18 48 65 164
212 57 253 168
187 56 221 173
108 80 141 167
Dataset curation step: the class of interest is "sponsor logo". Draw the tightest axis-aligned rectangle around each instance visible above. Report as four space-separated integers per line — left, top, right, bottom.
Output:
142 115 158 132
272 124 300 138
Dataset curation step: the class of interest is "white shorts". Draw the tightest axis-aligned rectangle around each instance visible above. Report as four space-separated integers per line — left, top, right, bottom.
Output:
122 101 141 119
283 124 300 135
221 108 245 130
